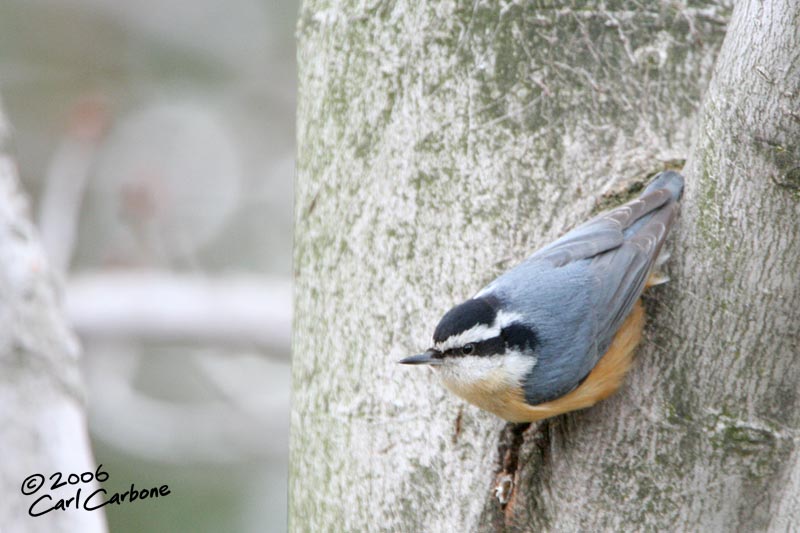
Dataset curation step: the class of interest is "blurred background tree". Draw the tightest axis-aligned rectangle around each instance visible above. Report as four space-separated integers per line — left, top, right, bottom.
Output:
0 0 297 531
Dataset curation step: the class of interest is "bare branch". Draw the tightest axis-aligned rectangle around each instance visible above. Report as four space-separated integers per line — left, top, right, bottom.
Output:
65 272 292 357
37 97 109 273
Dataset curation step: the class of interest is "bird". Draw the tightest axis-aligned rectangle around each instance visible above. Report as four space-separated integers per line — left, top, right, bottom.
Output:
399 171 684 422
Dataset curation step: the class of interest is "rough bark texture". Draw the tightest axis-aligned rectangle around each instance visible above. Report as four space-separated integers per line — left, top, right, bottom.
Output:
290 0 797 531
0 110 106 532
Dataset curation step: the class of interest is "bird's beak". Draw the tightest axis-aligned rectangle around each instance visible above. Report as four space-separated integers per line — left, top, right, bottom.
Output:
399 348 442 366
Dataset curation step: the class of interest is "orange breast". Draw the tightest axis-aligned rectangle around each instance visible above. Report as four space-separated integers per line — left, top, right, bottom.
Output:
489 299 645 423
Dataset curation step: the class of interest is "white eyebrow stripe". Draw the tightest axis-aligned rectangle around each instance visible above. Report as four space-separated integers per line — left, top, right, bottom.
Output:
434 311 522 352
495 310 522 329
435 323 497 351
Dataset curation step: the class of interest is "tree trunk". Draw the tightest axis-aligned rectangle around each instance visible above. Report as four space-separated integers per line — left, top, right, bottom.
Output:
291 0 798 530
489 0 800 527
0 110 106 532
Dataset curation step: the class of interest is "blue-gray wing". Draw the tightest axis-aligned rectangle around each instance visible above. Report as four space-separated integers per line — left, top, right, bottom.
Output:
586 193 678 359
530 175 680 268
515 171 684 404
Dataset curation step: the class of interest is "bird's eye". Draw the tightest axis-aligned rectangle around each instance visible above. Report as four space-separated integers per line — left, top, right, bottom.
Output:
462 343 475 355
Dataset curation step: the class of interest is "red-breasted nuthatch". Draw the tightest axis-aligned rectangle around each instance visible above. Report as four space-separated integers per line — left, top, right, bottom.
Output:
400 171 684 422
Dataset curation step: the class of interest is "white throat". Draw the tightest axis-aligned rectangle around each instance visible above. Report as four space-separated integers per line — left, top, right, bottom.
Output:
436 349 536 397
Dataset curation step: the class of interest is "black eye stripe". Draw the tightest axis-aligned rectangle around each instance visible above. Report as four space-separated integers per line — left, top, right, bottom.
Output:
501 323 539 352
445 337 505 358
442 324 538 359
474 337 504 356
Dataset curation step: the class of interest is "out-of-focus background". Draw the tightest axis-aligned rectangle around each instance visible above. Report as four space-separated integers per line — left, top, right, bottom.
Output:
0 0 296 531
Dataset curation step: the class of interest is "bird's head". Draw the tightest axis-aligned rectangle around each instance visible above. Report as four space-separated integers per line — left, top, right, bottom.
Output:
400 296 539 400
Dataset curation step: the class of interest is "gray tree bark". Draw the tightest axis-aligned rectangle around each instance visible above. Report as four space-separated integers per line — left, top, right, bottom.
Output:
291 0 798 531
0 108 106 532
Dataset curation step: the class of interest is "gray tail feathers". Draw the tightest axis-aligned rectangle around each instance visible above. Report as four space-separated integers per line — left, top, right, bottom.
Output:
642 170 684 202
